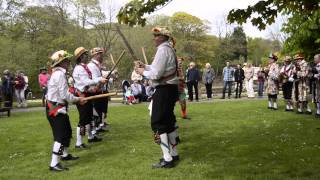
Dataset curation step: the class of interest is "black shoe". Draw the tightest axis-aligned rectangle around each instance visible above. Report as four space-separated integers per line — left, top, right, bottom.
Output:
285 109 290 112
268 107 273 109
61 154 79 161
152 159 174 169
221 97 225 99
273 107 278 110
97 128 107 133
49 163 68 172
160 155 180 163
172 155 180 162
297 111 303 114
305 111 312 115
182 116 191 120
88 136 102 143
315 113 320 118
75 144 87 149
176 136 181 144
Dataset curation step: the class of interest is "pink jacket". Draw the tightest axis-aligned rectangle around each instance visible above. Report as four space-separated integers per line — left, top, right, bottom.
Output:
38 73 49 88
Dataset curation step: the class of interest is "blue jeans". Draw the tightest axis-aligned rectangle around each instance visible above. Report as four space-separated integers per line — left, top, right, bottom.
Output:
222 81 233 98
258 82 264 97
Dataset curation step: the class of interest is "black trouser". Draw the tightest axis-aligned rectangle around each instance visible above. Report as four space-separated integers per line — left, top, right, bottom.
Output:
187 81 198 101
222 81 233 98
93 97 108 125
76 101 93 127
3 93 13 107
282 82 293 100
235 81 243 97
151 84 178 134
46 112 72 147
205 83 212 98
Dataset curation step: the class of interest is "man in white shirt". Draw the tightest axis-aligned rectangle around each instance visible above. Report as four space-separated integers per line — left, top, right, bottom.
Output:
88 47 110 133
136 26 179 168
46 50 86 171
73 47 107 149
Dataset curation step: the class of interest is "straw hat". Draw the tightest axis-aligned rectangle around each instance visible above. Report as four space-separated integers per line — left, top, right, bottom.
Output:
74 47 88 60
284 56 292 62
293 53 304 60
151 26 172 38
90 47 104 56
50 50 73 68
268 53 278 61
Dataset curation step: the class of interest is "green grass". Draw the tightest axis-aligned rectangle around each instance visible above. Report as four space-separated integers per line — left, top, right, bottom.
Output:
1 100 320 179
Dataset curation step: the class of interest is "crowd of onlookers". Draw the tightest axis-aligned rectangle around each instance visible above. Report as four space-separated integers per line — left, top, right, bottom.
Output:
0 67 50 108
122 79 154 105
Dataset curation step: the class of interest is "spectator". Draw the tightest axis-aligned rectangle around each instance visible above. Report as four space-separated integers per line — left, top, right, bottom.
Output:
14 70 27 108
234 64 245 98
38 67 50 106
145 80 155 101
131 80 143 103
125 87 136 105
221 61 234 99
202 63 215 100
141 79 150 102
243 63 255 98
122 80 131 103
1 70 14 107
22 72 31 100
257 65 266 98
186 62 200 101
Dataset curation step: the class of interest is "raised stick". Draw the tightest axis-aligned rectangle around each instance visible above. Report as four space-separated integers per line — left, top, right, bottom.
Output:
141 47 148 64
109 53 116 65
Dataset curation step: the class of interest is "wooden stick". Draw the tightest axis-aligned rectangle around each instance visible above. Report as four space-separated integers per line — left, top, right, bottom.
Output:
109 53 116 65
83 92 117 101
105 50 125 79
141 47 148 64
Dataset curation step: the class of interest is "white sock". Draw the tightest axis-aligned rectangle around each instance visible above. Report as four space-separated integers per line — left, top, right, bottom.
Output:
286 104 289 110
268 101 272 108
298 103 302 112
76 127 83 146
62 147 68 158
86 124 93 139
159 133 173 162
307 103 312 112
273 102 277 109
168 131 178 157
91 121 97 135
317 103 320 114
50 141 61 167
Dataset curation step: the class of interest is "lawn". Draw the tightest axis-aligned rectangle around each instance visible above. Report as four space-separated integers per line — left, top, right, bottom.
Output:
1 100 320 180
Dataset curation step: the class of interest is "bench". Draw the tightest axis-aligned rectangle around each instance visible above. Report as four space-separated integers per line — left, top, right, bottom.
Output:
0 97 11 117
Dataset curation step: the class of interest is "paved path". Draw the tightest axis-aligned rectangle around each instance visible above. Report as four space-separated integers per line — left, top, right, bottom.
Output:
10 96 266 113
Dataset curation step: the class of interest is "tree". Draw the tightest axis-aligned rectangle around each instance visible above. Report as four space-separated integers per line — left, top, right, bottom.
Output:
169 12 209 39
230 26 247 61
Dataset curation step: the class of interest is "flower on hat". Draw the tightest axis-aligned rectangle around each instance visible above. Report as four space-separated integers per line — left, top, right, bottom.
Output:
152 26 172 37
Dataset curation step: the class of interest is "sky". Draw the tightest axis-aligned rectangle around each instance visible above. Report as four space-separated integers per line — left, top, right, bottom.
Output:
113 0 283 39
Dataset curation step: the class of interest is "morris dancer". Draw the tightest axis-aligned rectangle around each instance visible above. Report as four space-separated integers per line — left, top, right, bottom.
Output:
73 47 106 149
294 53 312 114
313 54 320 117
88 47 110 133
136 26 179 168
280 56 295 111
266 53 280 110
46 50 86 171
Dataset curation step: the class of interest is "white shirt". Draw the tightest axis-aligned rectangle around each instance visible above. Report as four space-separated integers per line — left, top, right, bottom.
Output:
73 63 101 92
143 41 178 87
46 67 79 114
87 59 102 79
131 83 142 96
